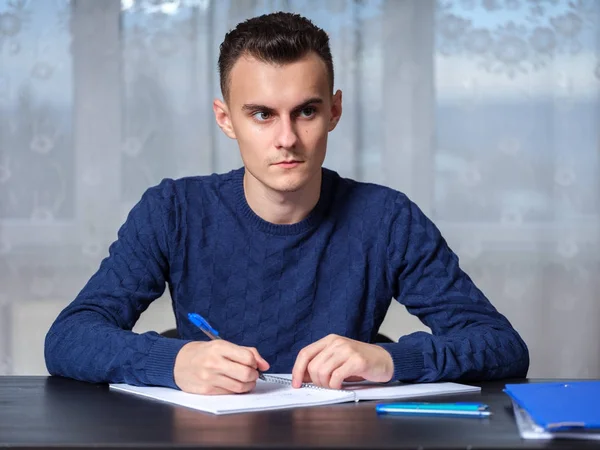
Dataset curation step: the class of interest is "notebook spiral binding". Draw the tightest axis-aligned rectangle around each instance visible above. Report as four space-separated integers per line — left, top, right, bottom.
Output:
262 374 343 391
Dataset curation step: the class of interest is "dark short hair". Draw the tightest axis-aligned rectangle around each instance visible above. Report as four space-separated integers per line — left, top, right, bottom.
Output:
218 12 334 101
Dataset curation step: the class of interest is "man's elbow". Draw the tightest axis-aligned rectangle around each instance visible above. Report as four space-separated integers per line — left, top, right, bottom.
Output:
44 319 69 377
44 328 59 375
491 326 530 379
510 330 530 378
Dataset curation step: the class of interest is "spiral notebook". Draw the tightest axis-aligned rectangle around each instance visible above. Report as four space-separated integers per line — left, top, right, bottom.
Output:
110 374 480 415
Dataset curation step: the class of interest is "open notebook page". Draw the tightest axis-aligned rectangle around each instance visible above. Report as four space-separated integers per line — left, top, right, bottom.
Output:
264 374 481 401
110 379 354 415
110 374 480 415
338 380 480 400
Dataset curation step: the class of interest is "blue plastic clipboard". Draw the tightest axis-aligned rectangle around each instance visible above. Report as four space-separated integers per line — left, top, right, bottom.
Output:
505 381 600 432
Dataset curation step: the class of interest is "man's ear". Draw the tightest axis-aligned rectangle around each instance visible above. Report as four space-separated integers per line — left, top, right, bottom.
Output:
328 89 343 132
213 98 236 139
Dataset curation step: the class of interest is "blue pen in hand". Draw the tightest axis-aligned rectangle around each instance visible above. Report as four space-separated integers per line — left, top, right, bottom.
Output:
187 312 266 381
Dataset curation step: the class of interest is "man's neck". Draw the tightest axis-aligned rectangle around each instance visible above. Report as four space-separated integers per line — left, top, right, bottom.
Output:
243 170 322 225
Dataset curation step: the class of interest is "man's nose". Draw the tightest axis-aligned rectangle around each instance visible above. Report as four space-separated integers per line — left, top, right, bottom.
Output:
274 117 298 149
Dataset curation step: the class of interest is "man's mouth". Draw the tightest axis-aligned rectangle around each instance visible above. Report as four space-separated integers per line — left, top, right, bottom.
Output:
274 160 302 168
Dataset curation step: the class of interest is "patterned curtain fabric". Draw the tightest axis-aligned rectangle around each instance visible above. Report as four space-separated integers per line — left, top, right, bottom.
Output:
0 0 598 377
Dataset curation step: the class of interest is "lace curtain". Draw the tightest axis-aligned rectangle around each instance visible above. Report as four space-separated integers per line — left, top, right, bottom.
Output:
0 0 598 377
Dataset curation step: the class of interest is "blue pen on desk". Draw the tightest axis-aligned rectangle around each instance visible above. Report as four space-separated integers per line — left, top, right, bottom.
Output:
187 312 266 381
380 402 488 412
376 402 491 418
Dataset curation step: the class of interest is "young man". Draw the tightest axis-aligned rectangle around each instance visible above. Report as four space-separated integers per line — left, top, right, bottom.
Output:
45 12 529 395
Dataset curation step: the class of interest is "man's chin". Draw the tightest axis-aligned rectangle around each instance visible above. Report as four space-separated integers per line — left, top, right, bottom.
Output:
268 173 312 192
271 181 305 193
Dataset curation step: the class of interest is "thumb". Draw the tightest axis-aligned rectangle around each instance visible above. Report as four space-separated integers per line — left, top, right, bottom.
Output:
247 347 270 371
257 358 270 371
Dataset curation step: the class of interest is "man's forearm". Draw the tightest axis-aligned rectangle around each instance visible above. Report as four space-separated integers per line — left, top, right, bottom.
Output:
44 308 188 388
378 325 529 382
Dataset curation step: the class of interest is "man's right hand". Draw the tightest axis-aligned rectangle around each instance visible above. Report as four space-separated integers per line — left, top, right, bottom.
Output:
173 340 270 394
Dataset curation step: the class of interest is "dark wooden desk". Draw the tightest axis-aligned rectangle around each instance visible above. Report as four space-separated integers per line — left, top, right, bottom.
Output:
0 376 598 450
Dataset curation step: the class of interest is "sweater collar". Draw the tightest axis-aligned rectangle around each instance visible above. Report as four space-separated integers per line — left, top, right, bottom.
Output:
233 167 335 236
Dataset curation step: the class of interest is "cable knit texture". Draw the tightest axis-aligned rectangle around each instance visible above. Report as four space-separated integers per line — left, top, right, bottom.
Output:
45 167 529 389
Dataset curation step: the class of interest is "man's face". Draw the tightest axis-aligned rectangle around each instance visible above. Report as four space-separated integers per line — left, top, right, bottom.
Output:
214 52 342 193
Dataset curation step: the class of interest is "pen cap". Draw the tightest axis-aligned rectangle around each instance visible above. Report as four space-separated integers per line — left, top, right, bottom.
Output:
187 313 220 337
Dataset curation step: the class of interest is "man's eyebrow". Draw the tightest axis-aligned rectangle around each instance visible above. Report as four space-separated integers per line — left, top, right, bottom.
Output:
241 97 324 113
292 97 323 112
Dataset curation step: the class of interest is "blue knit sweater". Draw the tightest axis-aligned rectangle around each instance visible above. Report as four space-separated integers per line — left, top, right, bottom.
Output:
44 167 529 388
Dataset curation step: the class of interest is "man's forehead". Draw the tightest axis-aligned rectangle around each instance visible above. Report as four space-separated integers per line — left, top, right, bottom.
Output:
227 53 330 106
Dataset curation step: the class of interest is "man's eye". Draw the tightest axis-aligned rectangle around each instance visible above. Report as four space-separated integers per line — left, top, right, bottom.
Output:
253 111 271 121
299 107 316 118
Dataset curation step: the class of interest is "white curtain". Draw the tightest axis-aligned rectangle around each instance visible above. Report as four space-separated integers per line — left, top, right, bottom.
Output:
0 0 598 378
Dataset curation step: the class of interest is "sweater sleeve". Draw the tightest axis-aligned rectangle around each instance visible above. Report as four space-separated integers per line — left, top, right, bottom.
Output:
44 180 190 388
378 193 529 382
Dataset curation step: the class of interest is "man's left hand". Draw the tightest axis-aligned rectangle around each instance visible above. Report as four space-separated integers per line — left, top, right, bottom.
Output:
291 334 394 389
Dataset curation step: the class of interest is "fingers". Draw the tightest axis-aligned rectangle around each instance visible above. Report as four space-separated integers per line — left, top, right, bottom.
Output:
214 348 269 383
292 336 381 390
291 337 332 388
342 375 365 382
214 374 257 394
219 343 270 373
329 360 357 390
247 347 270 372
308 349 346 388
186 374 256 395
185 384 231 395
216 358 260 383
218 341 259 367
215 344 272 384
173 341 271 395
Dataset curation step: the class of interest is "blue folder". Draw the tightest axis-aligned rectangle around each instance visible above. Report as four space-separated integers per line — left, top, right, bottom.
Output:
505 381 600 432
